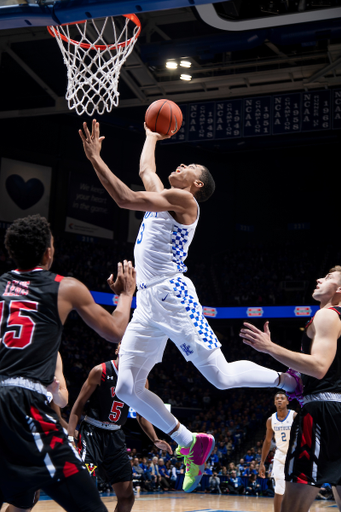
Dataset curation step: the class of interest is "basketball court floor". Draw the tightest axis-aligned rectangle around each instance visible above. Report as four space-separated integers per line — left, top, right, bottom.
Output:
2 491 337 512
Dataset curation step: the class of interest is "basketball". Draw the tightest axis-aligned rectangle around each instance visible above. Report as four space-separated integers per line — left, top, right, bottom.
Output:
145 99 183 136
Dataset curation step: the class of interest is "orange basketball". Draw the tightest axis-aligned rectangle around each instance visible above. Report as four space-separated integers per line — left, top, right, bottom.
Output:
145 99 183 136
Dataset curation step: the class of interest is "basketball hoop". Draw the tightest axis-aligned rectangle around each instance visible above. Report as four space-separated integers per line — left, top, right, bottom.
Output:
47 14 141 116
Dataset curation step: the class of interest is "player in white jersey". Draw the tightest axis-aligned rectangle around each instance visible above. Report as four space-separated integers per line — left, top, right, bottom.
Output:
260 392 297 512
79 120 302 493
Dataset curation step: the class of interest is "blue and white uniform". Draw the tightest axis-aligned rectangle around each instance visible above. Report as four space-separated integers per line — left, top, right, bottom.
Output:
120 206 221 366
116 200 284 437
271 409 295 495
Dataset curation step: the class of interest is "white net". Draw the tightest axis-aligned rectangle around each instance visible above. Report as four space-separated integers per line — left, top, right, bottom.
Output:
48 15 140 116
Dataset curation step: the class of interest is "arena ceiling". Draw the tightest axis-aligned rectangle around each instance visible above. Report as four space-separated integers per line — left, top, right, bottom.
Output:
0 0 340 120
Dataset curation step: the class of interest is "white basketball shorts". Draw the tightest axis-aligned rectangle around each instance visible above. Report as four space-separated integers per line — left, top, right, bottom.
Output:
119 275 221 370
272 455 286 495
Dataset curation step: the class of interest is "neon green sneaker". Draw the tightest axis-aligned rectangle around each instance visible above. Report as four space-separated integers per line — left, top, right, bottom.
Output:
176 433 215 492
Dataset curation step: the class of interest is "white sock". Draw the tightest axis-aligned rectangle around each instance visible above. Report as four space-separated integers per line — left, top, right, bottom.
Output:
278 372 297 392
170 424 194 448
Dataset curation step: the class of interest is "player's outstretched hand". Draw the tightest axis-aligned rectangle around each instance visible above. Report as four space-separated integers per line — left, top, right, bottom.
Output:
79 119 105 161
154 439 173 455
144 122 171 141
239 321 273 353
107 260 136 297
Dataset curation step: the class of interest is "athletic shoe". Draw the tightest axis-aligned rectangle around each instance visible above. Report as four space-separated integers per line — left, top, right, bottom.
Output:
285 368 304 407
176 433 215 492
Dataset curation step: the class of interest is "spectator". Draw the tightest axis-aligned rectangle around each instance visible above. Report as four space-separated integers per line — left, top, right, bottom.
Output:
158 458 172 491
150 457 161 491
245 474 261 496
227 470 245 495
208 473 221 494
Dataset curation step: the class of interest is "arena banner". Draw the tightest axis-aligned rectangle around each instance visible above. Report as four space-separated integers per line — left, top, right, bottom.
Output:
90 290 320 319
65 170 114 240
163 88 339 144
0 157 52 222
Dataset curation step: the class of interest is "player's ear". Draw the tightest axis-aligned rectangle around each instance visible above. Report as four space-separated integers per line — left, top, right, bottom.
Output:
194 179 204 189
40 246 52 266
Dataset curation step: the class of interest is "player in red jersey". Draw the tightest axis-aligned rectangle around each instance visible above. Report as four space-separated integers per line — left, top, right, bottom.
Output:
0 214 136 512
68 343 172 512
241 266 341 512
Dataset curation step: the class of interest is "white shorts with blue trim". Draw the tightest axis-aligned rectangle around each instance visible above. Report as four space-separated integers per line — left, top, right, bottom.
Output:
272 454 286 495
120 274 221 367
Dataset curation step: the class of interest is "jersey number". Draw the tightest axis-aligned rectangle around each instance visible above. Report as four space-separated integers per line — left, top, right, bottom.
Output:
109 387 124 423
0 300 38 349
281 432 287 442
136 222 145 245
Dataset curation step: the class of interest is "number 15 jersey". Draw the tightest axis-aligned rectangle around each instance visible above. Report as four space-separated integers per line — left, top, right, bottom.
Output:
0 268 64 386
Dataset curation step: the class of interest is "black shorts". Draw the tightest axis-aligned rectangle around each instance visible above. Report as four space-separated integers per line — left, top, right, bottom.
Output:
78 422 132 486
0 386 86 505
285 400 341 487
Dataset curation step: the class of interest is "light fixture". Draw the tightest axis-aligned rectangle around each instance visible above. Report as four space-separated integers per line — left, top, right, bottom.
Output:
166 60 178 69
180 74 192 81
180 59 191 68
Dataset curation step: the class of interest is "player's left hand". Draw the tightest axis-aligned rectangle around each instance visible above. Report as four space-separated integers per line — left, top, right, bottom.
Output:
107 260 136 296
239 321 273 353
79 119 105 161
144 122 171 141
154 439 173 455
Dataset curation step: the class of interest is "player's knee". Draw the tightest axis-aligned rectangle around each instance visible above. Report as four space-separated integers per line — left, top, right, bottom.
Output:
116 489 135 511
115 380 134 403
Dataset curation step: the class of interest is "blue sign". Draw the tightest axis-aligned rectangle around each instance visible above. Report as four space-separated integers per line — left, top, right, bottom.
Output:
90 290 318 319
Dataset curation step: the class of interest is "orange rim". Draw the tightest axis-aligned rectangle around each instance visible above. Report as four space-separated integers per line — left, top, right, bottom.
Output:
47 13 141 51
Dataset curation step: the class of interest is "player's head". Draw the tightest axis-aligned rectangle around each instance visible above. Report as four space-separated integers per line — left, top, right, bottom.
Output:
312 266 341 304
274 391 289 408
4 214 53 270
168 163 215 202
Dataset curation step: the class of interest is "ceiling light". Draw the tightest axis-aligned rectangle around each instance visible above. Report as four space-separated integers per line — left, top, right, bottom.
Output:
166 60 178 69
180 74 192 81
180 60 192 68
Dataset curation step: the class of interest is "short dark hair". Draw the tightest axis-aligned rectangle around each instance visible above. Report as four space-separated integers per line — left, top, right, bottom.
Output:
5 214 52 269
195 165 215 203
274 390 288 399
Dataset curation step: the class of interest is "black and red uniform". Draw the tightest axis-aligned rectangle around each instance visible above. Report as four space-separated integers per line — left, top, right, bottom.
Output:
0 268 106 512
285 306 341 487
78 360 132 485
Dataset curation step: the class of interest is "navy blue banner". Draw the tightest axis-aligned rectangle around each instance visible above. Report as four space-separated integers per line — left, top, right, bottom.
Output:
272 93 302 134
215 99 243 139
301 90 331 132
243 96 272 137
161 88 340 143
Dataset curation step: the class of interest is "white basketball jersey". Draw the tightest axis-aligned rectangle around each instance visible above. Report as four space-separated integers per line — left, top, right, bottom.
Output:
134 204 199 287
271 409 295 460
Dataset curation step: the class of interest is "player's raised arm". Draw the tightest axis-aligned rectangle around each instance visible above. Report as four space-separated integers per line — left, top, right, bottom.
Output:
58 260 136 342
139 124 168 193
79 120 196 217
